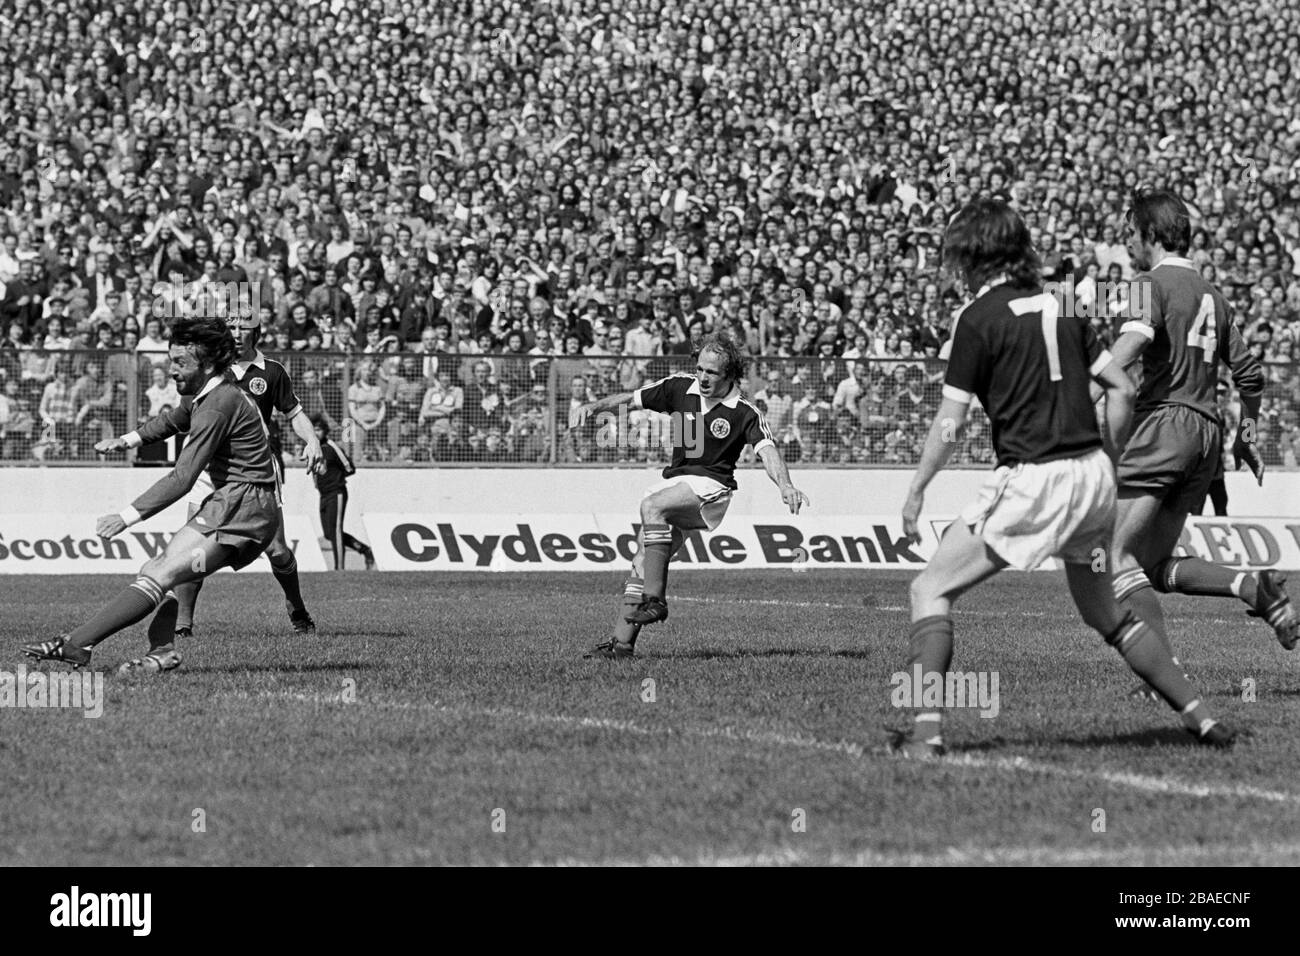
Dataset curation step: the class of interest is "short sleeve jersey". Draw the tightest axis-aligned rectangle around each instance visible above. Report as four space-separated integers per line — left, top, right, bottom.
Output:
229 352 302 454
635 373 775 489
943 282 1107 468
1118 258 1263 419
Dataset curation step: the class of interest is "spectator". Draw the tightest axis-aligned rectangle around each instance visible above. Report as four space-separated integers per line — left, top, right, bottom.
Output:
37 363 77 458
144 365 181 417
346 359 387 461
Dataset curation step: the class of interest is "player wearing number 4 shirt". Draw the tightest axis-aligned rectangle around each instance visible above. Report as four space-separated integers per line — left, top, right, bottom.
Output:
1105 189 1295 704
569 333 810 659
97 312 325 640
22 319 281 674
894 199 1235 759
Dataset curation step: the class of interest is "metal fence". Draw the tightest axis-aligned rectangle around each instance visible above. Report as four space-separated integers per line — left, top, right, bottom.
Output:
1 349 1296 469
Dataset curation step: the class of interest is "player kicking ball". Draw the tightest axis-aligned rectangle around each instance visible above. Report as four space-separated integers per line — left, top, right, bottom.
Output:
570 334 809 659
893 199 1236 758
1104 189 1295 702
22 318 281 673
96 309 324 638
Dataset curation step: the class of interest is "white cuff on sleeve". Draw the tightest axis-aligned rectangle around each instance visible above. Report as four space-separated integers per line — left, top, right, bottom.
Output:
1119 321 1155 341
123 431 143 448
941 384 973 405
119 506 142 527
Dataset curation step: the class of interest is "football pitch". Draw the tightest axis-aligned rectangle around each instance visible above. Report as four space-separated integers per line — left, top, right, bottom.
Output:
3 570 1298 866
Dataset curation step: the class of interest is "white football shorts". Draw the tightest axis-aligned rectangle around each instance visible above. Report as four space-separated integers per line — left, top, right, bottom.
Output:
961 446 1115 570
643 474 734 531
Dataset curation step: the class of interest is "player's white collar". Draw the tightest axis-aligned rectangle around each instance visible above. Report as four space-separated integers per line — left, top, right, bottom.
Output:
193 374 224 404
229 349 267 379
688 377 741 409
1154 256 1196 271
975 275 1009 298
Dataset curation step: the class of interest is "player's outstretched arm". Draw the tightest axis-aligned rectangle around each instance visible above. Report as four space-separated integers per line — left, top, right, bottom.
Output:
757 444 810 514
569 390 637 430
1092 357 1136 461
902 397 969 545
287 407 325 474
97 402 227 538
95 402 192 453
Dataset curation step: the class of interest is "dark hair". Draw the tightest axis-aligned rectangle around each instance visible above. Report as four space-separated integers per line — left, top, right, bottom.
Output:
170 317 236 373
940 199 1041 291
1126 187 1191 255
694 332 748 383
311 414 330 437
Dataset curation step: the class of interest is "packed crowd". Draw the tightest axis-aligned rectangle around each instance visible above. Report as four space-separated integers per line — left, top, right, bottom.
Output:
1 0 1298 467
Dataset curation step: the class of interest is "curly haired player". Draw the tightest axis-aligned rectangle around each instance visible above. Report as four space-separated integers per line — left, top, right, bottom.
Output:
96 309 324 637
894 198 1235 757
570 333 810 659
23 317 282 673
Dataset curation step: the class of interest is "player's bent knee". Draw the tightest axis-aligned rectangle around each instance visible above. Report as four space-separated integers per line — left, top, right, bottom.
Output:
1112 566 1152 603
1148 557 1179 593
909 570 946 608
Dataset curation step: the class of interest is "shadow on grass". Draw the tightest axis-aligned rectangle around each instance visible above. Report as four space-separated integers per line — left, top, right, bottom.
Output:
959 726 1215 752
186 661 382 675
656 647 875 661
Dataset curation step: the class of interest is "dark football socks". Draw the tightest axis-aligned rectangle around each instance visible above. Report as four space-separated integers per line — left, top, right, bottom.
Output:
1156 557 1257 606
271 555 307 614
66 576 165 651
1113 568 1178 662
907 615 955 743
640 524 674 600
174 579 202 631
1104 612 1214 733
613 578 644 647
146 593 180 653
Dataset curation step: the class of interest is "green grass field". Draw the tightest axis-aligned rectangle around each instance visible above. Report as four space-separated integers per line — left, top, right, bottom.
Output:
2 570 1298 866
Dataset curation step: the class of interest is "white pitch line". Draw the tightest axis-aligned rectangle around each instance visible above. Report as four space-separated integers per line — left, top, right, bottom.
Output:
675 595 912 612
223 689 1300 807
540 841 1300 867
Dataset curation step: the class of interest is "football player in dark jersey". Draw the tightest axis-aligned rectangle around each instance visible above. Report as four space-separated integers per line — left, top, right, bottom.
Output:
894 199 1234 757
1107 189 1295 678
570 333 809 659
24 318 280 672
96 308 325 638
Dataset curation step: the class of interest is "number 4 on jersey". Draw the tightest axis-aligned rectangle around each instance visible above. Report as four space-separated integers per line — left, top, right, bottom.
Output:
1186 294 1218 363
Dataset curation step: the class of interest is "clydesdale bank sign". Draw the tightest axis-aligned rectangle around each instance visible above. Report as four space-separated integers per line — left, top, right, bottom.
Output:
365 514 1300 572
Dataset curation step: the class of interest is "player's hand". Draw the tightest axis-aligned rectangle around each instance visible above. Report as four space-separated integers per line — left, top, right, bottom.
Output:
95 436 128 453
1233 426 1265 486
96 513 127 539
780 484 810 515
569 402 596 430
303 442 325 476
902 490 924 546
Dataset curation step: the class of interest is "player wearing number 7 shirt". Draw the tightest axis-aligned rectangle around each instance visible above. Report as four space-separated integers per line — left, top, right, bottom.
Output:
1106 189 1295 696
893 199 1234 758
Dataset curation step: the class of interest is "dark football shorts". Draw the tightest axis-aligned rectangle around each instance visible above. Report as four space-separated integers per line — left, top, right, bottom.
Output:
187 481 282 570
1117 404 1222 515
